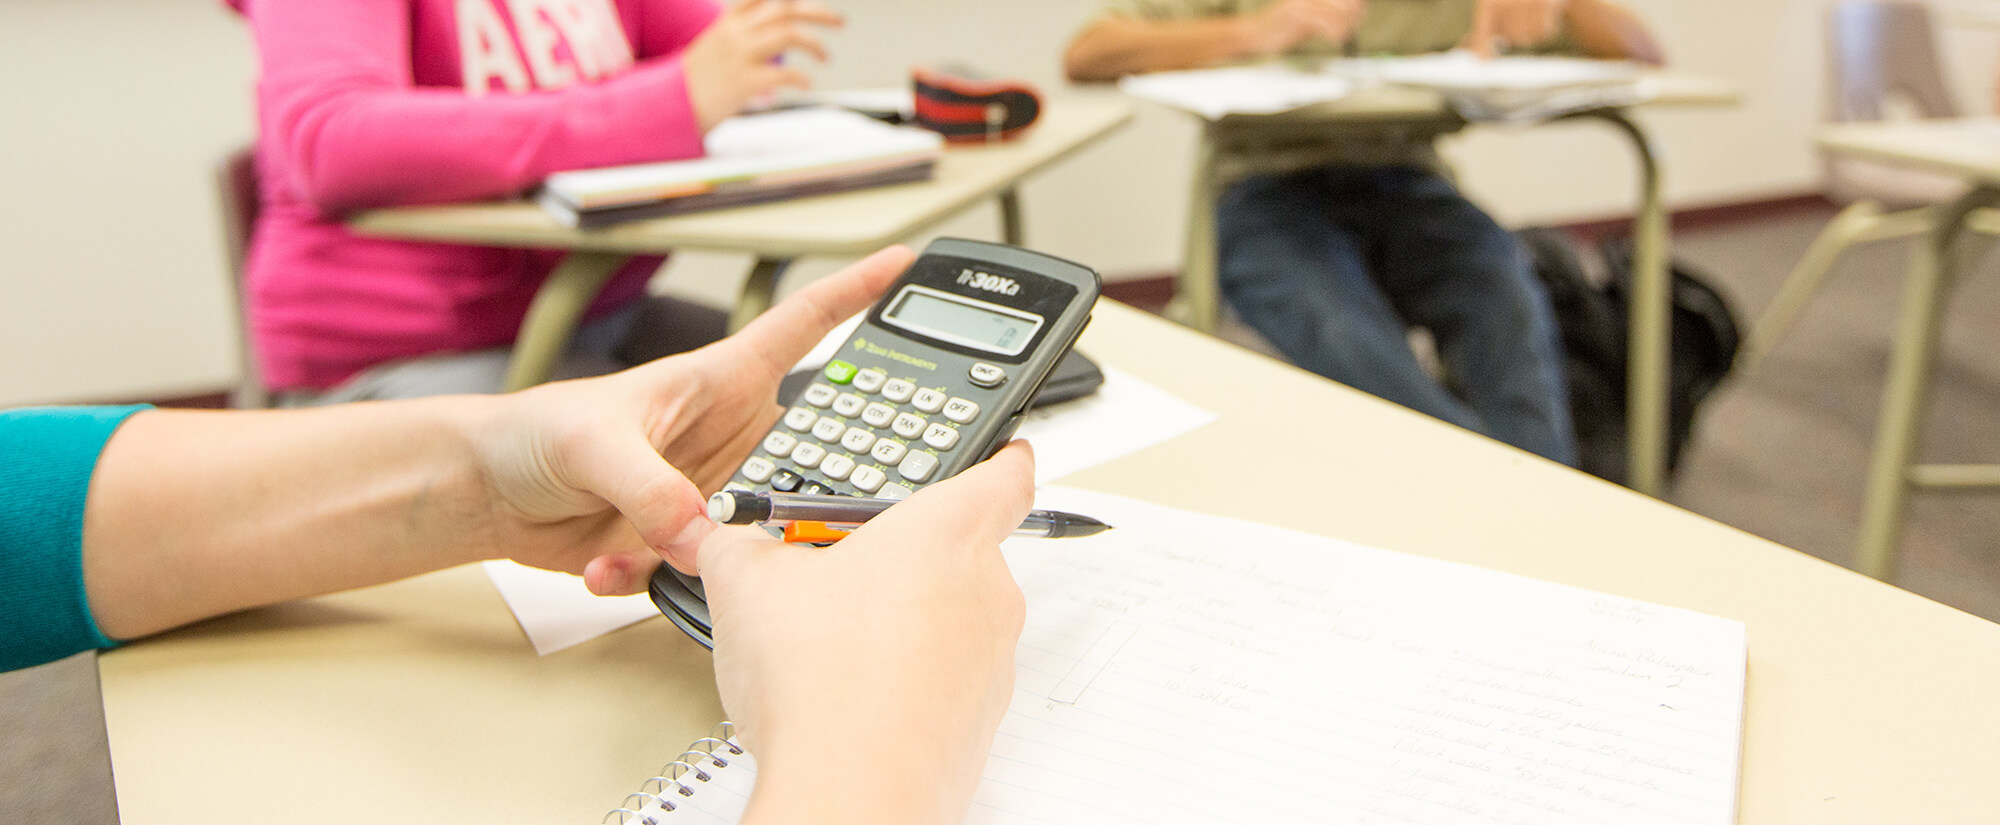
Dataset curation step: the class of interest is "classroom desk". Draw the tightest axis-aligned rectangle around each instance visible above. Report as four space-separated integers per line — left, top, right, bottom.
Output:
346 96 1133 391
100 300 2000 824
1167 72 1738 500
1816 118 2000 581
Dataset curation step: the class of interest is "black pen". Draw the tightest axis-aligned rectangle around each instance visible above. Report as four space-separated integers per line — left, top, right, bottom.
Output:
707 490 1112 543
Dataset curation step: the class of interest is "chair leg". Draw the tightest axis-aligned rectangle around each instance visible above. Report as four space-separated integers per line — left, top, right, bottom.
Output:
1853 186 2000 581
1167 126 1223 334
1740 201 1886 371
502 251 630 392
997 187 1024 247
728 257 794 333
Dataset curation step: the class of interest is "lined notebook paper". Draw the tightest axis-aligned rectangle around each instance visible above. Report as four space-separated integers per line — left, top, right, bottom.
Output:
611 487 1747 824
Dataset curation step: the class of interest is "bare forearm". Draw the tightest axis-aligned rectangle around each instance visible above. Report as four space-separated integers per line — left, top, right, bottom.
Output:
81 399 500 640
1564 0 1664 64
1064 17 1259 82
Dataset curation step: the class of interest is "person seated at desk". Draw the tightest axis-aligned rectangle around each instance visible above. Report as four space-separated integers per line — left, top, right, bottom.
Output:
232 0 840 405
1064 0 1663 464
0 249 1022 825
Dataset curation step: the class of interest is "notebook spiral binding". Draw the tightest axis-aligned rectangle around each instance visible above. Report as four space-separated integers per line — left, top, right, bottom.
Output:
599 722 746 825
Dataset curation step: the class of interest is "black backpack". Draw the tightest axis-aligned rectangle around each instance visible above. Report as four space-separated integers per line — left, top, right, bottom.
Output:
1516 228 1741 486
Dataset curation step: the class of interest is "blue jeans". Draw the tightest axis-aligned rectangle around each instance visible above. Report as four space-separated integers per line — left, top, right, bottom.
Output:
1217 165 1577 465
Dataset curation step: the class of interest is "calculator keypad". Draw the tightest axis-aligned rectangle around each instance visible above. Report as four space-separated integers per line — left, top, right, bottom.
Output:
735 365 990 499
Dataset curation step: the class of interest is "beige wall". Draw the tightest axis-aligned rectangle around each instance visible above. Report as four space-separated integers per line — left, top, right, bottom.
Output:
4 0 1996 405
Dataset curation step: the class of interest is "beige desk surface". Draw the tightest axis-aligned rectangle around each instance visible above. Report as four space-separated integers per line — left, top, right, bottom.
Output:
1209 71 1738 126
346 96 1132 257
100 301 2000 824
1819 117 2000 186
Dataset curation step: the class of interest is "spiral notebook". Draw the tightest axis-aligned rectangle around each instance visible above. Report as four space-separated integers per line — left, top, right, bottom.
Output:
605 488 1747 824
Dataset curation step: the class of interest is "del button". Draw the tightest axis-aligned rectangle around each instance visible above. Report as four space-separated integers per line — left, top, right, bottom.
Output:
967 363 1007 388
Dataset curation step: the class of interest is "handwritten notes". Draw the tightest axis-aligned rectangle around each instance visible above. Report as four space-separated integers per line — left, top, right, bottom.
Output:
632 487 1745 824
975 487 1745 825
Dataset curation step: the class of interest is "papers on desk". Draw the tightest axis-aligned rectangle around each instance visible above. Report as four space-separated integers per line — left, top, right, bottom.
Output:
1118 65 1353 119
1367 52 1649 122
1119 54 1649 123
537 108 943 228
643 487 1749 825
483 368 1216 655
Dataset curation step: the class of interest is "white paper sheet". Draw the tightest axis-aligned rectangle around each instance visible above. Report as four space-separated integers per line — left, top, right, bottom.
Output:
481 560 660 656
626 487 1749 825
1118 65 1354 119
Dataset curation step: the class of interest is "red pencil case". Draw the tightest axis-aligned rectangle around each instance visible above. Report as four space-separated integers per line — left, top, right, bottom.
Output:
911 66 1042 144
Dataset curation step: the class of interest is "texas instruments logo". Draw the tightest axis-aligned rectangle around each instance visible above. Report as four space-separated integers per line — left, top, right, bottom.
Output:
956 268 1020 296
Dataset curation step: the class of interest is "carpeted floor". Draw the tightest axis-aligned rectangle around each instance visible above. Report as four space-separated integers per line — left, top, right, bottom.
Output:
5 204 1998 823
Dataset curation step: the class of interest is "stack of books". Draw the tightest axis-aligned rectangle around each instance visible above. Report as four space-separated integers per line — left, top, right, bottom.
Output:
537 107 945 228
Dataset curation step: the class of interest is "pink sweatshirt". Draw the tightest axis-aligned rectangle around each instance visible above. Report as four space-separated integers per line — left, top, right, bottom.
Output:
236 0 720 391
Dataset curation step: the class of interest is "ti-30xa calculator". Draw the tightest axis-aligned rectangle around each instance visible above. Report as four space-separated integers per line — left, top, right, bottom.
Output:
651 237 1101 647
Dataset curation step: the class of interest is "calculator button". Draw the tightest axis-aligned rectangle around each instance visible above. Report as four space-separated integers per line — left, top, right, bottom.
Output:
832 393 867 417
897 451 940 483
870 439 908 465
942 397 981 424
724 481 754 493
770 469 803 492
762 431 797 458
789 441 825 469
812 416 847 442
853 368 888 393
784 407 818 432
841 427 877 453
882 378 917 403
968 363 1007 388
922 422 960 451
861 402 897 428
802 383 838 408
819 453 855 481
740 456 776 483
849 465 887 493
824 360 859 384
799 481 834 496
912 388 947 413
877 483 912 501
891 412 926 439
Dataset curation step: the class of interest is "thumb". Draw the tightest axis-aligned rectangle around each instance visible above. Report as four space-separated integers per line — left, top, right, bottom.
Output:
572 432 716 575
860 441 1038 548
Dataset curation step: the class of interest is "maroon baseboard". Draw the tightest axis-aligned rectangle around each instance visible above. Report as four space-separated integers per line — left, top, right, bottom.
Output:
1100 191 1836 311
1558 191 1836 245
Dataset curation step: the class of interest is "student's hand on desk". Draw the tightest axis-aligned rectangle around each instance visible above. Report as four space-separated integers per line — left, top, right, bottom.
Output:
474 246 912 596
1243 0 1365 56
683 0 845 131
1461 0 1566 58
699 442 1034 825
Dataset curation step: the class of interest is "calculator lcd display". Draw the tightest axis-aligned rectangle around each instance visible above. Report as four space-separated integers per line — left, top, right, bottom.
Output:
883 286 1044 355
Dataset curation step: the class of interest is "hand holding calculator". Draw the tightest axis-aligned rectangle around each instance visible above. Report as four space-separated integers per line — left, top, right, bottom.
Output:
653 238 1102 646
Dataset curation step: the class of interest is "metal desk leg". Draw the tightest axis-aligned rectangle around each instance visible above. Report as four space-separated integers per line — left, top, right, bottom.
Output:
502 250 629 392
1589 110 1671 498
1170 124 1224 333
1853 185 2000 581
729 256 795 332
998 186 1024 247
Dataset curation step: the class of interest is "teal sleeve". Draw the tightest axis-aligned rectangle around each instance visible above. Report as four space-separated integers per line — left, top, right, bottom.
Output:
0 405 150 672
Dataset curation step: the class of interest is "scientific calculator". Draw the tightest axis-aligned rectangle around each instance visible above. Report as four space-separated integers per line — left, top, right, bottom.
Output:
652 237 1101 646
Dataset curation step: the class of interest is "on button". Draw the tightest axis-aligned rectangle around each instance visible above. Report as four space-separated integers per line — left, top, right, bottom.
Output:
968 363 1007 388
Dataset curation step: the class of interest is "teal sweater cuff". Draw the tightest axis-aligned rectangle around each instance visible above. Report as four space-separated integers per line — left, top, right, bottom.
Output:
1 405 150 672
